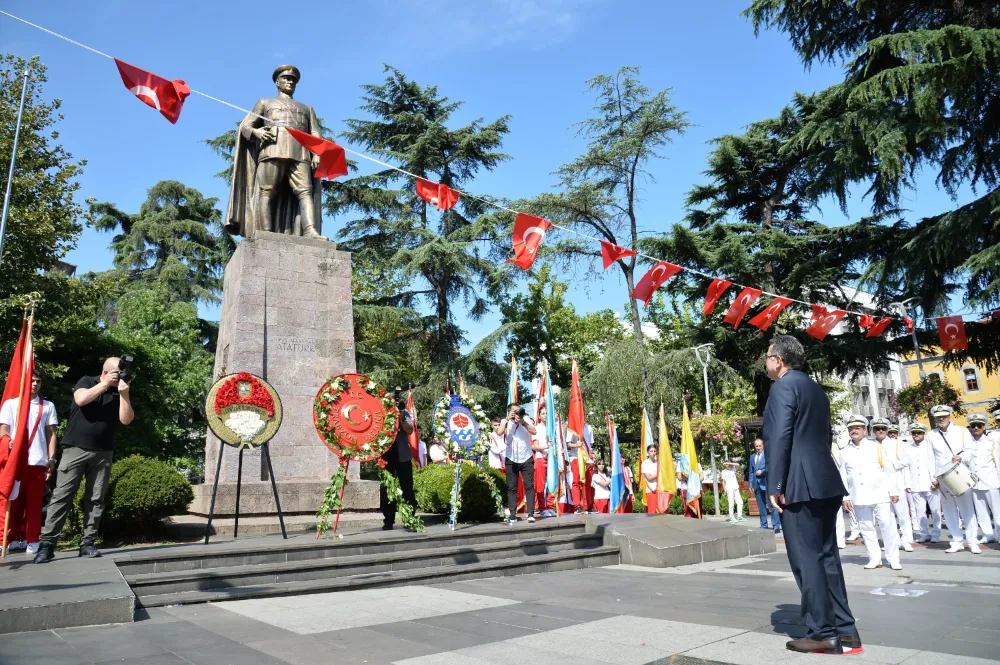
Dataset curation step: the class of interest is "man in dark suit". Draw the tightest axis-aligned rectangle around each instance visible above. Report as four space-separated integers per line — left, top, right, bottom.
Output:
763 335 858 655
748 437 780 532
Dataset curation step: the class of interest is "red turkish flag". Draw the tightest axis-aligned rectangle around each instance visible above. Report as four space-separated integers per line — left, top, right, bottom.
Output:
286 129 349 180
0 317 34 501
723 287 762 329
600 241 637 269
415 178 460 211
631 261 683 307
114 58 190 124
936 315 968 351
748 297 792 331
859 315 875 330
904 317 914 335
703 278 733 316
508 213 551 270
865 317 894 338
805 305 847 341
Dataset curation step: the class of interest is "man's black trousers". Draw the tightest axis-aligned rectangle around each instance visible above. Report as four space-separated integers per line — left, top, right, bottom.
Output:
505 457 534 517
380 460 416 528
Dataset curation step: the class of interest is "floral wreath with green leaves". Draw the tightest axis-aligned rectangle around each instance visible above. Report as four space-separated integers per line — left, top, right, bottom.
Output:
433 393 490 460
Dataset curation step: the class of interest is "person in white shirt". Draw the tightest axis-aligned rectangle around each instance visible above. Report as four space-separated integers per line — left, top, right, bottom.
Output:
831 428 861 548
501 403 537 524
487 418 505 471
417 439 427 468
872 420 913 552
428 438 448 464
905 423 941 543
531 406 555 517
0 369 58 555
966 412 1000 544
721 461 743 522
926 404 980 553
640 444 658 514
840 414 902 570
591 459 611 513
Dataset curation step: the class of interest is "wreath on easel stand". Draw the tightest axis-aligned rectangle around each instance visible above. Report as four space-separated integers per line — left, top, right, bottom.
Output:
313 373 423 536
432 393 500 528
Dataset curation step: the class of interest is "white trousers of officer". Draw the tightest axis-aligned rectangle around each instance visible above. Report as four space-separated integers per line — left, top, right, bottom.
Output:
726 488 742 519
910 491 941 540
855 502 900 566
972 488 1000 539
941 490 978 545
891 492 914 545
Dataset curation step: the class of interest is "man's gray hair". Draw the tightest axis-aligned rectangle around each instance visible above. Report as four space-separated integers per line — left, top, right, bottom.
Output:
769 335 805 370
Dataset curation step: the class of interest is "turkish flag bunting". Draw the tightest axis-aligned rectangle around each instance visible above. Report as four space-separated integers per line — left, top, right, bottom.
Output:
904 317 914 335
415 178 460 211
722 287 762 329
805 305 847 341
865 317 894 338
114 58 190 124
286 129 349 180
0 317 34 501
600 241 638 269
703 278 733 316
859 315 875 330
936 315 968 351
748 297 792 331
631 261 683 307
508 213 551 270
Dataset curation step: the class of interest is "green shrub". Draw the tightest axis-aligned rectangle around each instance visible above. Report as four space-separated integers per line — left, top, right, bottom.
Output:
62 454 194 547
414 463 505 523
699 489 747 516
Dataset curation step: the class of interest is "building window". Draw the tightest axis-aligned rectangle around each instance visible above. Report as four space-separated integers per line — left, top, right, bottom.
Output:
963 367 980 393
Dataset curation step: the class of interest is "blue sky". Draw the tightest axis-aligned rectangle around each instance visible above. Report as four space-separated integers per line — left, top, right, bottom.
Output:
2 0 969 347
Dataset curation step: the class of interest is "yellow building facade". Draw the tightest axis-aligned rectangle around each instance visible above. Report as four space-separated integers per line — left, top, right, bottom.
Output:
900 348 1000 427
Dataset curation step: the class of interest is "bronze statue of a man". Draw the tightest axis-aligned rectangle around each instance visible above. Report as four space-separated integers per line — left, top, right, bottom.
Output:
225 65 326 239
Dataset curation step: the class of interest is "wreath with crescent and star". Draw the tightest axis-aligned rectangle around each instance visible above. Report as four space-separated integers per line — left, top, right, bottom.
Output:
433 393 490 460
313 374 399 463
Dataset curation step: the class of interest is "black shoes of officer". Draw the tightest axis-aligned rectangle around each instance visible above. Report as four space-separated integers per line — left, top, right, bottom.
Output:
32 543 55 564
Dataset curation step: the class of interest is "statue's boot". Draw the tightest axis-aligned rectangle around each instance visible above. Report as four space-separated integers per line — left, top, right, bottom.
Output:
299 192 327 240
256 193 273 236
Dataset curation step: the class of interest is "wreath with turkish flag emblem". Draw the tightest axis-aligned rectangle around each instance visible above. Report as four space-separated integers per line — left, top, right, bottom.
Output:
313 373 399 463
433 394 490 460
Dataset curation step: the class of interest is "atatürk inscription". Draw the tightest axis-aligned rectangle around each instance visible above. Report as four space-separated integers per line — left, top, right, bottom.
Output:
274 337 316 354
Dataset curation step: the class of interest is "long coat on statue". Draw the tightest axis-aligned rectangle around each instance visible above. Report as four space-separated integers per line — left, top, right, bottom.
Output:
224 97 324 238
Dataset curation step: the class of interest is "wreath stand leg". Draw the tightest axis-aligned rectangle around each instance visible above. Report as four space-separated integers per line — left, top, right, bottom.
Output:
233 446 244 538
449 461 462 531
204 440 226 545
331 459 349 535
263 443 287 539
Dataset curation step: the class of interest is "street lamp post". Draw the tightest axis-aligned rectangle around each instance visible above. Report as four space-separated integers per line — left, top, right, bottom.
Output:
692 343 721 517
0 68 30 266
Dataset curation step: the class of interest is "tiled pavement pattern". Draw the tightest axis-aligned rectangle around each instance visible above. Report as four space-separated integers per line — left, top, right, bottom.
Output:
1 543 998 665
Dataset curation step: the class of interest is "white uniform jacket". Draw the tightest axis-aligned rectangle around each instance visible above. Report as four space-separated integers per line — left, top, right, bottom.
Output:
906 442 936 493
968 434 1000 491
840 439 898 506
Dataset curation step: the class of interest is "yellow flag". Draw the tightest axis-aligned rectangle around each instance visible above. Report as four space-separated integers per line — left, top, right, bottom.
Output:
658 403 677 495
681 403 700 475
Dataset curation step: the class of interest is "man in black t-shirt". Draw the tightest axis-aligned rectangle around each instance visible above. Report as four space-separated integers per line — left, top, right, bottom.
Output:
34 358 135 563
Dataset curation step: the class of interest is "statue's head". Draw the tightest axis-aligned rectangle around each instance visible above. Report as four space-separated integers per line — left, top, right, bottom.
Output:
272 65 300 96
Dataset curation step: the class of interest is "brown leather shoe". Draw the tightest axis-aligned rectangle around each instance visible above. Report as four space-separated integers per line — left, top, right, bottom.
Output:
786 637 843 654
840 634 862 649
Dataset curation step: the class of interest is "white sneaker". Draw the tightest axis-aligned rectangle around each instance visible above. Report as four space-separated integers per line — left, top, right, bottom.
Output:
902 543 914 552
945 543 965 553
979 536 993 544
526 516 536 523
889 562 903 570
847 533 860 542
863 561 883 569
970 544 982 554
5 540 25 553
837 543 846 549
25 542 39 554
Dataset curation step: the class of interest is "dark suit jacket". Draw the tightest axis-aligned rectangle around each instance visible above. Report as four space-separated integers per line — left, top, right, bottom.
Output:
748 451 767 492
762 369 846 505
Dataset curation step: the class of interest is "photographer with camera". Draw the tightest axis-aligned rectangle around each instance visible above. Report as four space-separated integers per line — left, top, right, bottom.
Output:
379 388 417 530
33 357 134 563
501 403 537 524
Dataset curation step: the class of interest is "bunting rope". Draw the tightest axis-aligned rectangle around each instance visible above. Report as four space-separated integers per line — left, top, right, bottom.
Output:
3 9 995 341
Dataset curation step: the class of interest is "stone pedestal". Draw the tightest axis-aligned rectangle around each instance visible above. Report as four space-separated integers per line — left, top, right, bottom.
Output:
195 231 370 518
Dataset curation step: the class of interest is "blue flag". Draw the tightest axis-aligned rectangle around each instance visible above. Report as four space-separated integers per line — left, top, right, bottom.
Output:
609 417 627 513
544 364 561 494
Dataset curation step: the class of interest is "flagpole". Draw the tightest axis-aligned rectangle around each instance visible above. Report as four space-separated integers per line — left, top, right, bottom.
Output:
692 344 720 517
0 68 30 266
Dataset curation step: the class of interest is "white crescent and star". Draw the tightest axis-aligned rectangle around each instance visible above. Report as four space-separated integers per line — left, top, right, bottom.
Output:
650 264 667 280
129 85 161 110
523 226 547 254
944 322 959 339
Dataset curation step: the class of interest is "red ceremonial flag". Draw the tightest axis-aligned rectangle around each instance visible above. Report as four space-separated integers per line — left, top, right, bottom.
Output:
631 261 683 307
859 315 875 330
904 317 914 335
865 317 894 338
805 305 847 341
286 128 349 180
703 278 733 316
507 213 551 270
722 287 762 329
936 315 968 351
415 178 460 211
566 359 585 442
748 297 792 331
0 315 34 501
406 390 421 468
114 58 190 124
600 241 637 269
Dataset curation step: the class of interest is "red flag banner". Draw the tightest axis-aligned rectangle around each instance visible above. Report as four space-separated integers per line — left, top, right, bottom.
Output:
936 315 968 351
904 317 914 335
406 390 421 468
631 261 683 307
859 315 875 330
508 213 551 270
114 58 190 124
805 305 847 341
0 316 34 501
722 287 762 329
703 278 733 316
748 297 792 331
865 317 894 338
566 360 585 441
600 241 637 269
286 129 349 180
415 178 460 211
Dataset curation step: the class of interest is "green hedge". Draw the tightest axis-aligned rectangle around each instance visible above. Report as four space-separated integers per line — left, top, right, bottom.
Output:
62 454 194 547
635 490 747 516
414 463 505 523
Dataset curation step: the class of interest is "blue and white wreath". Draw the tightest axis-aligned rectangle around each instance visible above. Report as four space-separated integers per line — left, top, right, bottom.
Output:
433 393 490 459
